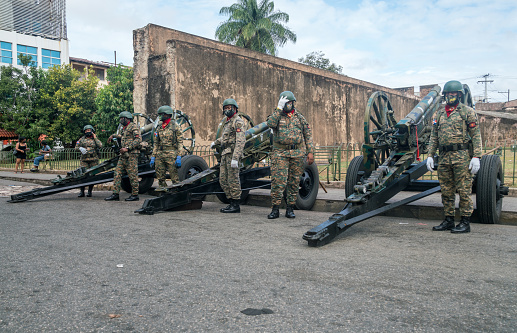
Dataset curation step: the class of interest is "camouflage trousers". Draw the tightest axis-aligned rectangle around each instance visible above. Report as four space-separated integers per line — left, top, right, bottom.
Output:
438 159 473 217
270 152 304 206
220 154 241 200
80 159 98 169
155 150 179 187
113 154 139 195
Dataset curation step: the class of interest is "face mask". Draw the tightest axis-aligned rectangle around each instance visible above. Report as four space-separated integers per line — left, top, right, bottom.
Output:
445 94 459 106
284 102 293 112
160 114 171 121
120 118 128 126
223 108 235 118
85 132 93 137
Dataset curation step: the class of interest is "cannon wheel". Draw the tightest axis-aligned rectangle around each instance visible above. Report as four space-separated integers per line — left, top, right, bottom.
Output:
364 91 396 165
345 155 365 198
476 155 504 224
178 155 209 200
294 161 319 210
174 110 196 155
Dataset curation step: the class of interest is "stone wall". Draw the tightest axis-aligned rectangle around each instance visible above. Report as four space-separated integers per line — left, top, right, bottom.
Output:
133 24 422 146
476 111 517 146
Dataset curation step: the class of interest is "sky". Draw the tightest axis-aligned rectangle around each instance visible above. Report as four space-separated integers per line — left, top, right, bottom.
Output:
67 0 517 103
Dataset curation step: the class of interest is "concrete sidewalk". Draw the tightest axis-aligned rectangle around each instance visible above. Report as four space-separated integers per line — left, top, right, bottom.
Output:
1 169 516 225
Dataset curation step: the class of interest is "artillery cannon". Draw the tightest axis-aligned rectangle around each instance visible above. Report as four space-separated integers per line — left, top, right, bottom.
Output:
135 115 320 215
303 85 509 247
8 110 197 202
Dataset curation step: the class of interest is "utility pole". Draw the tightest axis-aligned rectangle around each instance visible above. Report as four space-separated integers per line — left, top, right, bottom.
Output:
477 73 493 102
498 89 510 102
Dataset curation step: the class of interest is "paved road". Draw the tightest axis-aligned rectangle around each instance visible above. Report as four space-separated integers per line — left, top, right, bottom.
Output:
1 186 516 332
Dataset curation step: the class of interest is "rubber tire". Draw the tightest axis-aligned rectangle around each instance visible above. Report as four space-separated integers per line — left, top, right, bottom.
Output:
294 161 319 210
177 155 209 200
345 155 365 198
476 155 503 224
177 155 209 181
121 176 154 194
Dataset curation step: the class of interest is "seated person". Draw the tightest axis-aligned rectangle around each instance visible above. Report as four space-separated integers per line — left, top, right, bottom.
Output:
30 140 51 172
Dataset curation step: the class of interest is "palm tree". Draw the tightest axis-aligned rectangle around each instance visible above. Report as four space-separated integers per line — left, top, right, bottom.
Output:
215 0 297 56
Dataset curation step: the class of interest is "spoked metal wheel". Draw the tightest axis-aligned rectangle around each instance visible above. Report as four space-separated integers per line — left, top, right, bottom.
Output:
364 91 397 165
173 110 196 155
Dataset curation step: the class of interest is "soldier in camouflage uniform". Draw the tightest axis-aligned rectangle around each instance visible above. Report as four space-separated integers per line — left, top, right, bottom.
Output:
427 80 482 233
266 91 315 219
105 111 142 202
76 125 103 197
210 99 246 213
150 105 184 192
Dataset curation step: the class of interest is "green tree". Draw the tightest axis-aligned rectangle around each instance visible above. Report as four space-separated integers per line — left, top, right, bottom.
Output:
39 65 99 146
0 54 48 148
215 0 296 56
94 65 134 141
298 51 343 74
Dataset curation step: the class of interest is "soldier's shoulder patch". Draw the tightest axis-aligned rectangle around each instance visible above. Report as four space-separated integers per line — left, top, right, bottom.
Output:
432 119 437 125
236 128 242 132
468 122 477 128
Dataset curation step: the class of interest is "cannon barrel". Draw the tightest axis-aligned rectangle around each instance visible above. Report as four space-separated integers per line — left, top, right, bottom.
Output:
245 121 270 140
395 85 441 129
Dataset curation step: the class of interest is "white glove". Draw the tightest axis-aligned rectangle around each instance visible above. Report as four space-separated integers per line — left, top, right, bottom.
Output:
231 159 239 168
79 147 87 154
210 142 215 149
426 157 434 173
469 157 480 175
277 96 289 110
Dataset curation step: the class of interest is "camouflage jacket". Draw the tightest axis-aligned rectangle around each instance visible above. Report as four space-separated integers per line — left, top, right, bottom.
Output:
76 136 103 161
152 120 184 156
114 122 142 154
267 108 314 158
214 114 246 160
428 102 482 163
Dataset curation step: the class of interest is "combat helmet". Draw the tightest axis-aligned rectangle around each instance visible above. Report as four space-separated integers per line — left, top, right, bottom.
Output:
443 80 464 95
157 105 174 115
222 98 238 110
279 91 296 102
118 111 133 119
83 125 95 133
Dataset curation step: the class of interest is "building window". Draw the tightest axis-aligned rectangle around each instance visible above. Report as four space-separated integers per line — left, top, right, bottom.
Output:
1 41 12 64
17 44 37 67
95 68 105 81
42 49 61 69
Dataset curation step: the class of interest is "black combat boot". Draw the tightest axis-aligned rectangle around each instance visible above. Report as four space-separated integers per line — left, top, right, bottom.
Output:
86 185 93 197
220 202 232 213
78 187 85 197
222 199 240 213
432 216 455 231
285 205 296 218
104 193 120 201
267 205 280 219
125 195 140 201
451 216 471 233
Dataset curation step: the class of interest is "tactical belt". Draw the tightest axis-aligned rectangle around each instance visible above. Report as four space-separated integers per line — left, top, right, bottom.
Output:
439 143 469 153
159 145 176 151
273 142 300 150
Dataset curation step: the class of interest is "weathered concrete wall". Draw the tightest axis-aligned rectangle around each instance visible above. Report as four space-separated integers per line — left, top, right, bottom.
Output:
133 24 421 145
476 111 517 146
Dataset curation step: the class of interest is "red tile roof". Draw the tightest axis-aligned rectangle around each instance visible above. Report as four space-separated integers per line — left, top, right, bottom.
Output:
0 129 18 139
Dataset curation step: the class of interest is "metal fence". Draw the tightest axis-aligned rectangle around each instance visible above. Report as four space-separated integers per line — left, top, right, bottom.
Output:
1 142 515 186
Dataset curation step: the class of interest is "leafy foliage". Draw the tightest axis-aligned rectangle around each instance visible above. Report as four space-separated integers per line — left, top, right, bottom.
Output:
94 65 134 141
215 0 296 55
298 51 343 74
